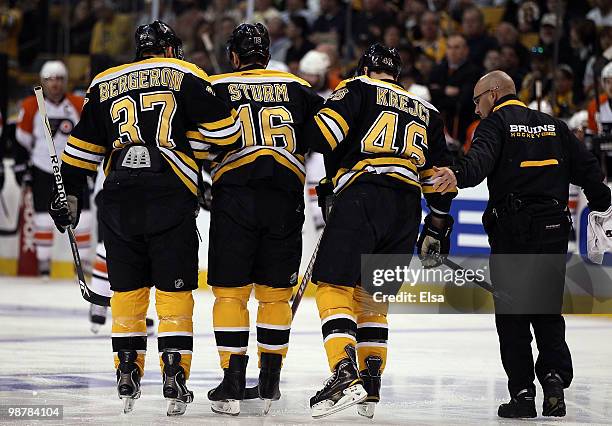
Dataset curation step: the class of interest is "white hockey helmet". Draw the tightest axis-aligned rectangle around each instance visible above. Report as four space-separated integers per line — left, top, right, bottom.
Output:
568 110 588 131
299 50 330 77
602 61 612 82
40 60 68 80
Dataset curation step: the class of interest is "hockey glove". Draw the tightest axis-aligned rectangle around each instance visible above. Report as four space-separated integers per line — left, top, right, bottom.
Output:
198 180 212 211
48 186 81 233
417 213 454 268
315 178 334 223
587 205 612 264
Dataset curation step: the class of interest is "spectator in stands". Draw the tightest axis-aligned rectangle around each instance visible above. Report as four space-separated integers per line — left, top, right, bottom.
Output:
483 48 502 73
253 0 277 24
0 1 22 63
568 18 598 103
584 26 612 97
552 64 577 118
537 13 571 64
311 0 345 45
402 0 428 36
399 69 431 102
358 0 394 41
414 49 435 85
516 1 541 33
429 34 482 144
413 11 447 63
315 43 342 90
495 21 529 66
282 0 316 26
519 46 553 105
89 0 133 62
265 9 291 62
587 0 612 27
500 44 528 90
285 15 315 75
461 6 498 67
70 0 96 55
383 24 403 49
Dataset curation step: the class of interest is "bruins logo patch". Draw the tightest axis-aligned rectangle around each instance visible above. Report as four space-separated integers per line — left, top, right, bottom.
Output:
329 88 348 101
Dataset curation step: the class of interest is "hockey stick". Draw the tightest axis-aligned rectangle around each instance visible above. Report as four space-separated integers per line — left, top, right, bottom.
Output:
34 86 110 307
441 256 513 307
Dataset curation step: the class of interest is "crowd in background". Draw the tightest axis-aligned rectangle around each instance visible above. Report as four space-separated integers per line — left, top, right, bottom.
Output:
2 0 612 151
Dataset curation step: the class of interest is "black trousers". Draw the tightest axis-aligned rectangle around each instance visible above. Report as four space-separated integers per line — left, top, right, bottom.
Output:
488 222 573 396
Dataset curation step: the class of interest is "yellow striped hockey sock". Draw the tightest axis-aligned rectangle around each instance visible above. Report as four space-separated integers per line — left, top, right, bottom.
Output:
353 285 388 373
111 287 150 376
155 289 194 378
316 283 356 371
254 284 292 366
212 285 252 369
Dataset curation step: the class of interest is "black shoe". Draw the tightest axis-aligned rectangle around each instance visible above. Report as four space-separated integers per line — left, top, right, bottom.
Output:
208 354 248 416
116 350 141 414
498 388 537 418
357 355 382 418
258 352 282 414
162 350 193 416
310 345 368 418
542 371 566 417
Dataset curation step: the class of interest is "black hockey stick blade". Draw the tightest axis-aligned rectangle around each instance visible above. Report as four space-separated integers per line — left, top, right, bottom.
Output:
67 227 110 306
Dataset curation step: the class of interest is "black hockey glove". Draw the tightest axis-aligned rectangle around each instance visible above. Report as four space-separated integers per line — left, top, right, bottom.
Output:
417 213 454 268
48 185 81 233
315 178 334 223
198 180 212 211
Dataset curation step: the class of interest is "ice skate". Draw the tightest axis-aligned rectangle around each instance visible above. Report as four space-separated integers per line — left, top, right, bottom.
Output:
258 352 282 415
145 317 155 336
542 371 566 417
208 354 248 416
161 350 193 416
310 345 367 418
116 350 141 414
498 388 536 418
357 355 382 419
89 304 107 334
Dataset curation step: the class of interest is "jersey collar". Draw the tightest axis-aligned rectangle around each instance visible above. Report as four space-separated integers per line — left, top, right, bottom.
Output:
492 95 527 113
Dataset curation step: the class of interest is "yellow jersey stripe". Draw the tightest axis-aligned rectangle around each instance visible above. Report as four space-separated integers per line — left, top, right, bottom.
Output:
92 57 209 85
161 155 198 195
62 152 98 172
493 99 527 112
319 108 349 136
314 115 338 150
194 152 209 160
351 156 418 174
419 168 435 178
173 150 198 172
200 111 237 131
208 70 311 86
68 136 106 154
519 159 559 168
213 150 305 185
387 172 422 189
187 130 205 141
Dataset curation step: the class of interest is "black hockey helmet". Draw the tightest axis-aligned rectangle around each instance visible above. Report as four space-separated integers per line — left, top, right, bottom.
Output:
226 23 270 67
357 43 402 80
135 20 184 60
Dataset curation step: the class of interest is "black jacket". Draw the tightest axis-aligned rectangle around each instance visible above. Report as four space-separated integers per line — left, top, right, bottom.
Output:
454 95 611 212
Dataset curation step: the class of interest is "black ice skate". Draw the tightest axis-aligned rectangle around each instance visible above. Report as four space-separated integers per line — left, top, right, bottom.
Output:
357 355 382 419
258 352 282 415
89 303 107 334
542 371 566 417
208 354 248 416
116 349 141 414
310 345 368 418
498 388 537 418
145 317 155 336
161 350 193 416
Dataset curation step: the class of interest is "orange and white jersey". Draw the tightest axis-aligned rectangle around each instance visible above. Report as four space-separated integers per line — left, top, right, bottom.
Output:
16 94 83 173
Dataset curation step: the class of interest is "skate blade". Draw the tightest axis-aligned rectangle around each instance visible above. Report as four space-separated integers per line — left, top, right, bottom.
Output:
311 383 368 419
357 401 376 419
211 399 240 416
166 398 188 416
120 395 139 414
90 323 101 334
263 399 272 415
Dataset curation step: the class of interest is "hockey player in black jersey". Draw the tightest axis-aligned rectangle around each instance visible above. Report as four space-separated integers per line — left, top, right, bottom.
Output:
48 21 241 416
304 43 456 418
205 23 323 416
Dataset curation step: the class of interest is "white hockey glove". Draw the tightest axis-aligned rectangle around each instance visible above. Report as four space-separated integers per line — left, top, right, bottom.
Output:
587 206 612 264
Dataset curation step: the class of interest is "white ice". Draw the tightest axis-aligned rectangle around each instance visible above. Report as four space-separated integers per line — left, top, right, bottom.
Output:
0 277 611 425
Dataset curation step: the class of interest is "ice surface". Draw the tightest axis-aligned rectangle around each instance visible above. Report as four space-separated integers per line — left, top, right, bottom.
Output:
0 277 610 425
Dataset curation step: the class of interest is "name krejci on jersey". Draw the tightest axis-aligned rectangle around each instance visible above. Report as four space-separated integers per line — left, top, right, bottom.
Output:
375 87 430 125
228 83 290 103
98 67 186 102
509 124 557 139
